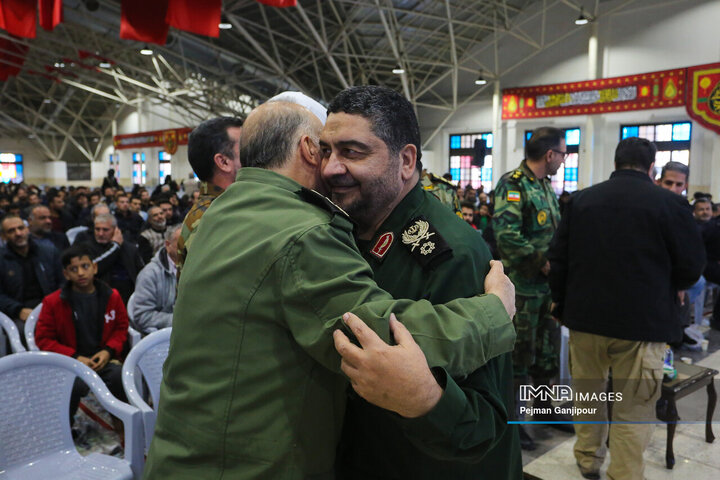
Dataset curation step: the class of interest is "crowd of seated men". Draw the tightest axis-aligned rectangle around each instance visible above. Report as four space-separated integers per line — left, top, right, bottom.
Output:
0 174 194 352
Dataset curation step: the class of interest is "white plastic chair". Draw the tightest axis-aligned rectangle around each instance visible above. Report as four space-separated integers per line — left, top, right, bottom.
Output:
66 225 89 245
126 292 138 329
0 351 144 479
24 304 43 351
0 311 26 354
121 328 171 454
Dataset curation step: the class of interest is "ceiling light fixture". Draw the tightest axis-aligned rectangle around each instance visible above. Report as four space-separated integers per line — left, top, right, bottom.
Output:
575 8 590 25
392 63 405 74
140 46 154 56
43 98 52 104
99 62 111 68
475 76 488 86
218 23 232 30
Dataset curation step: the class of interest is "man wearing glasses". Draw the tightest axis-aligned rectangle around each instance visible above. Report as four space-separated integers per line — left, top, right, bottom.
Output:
492 127 566 450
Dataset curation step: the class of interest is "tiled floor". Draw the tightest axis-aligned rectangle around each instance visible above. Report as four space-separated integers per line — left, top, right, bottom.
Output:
522 327 720 480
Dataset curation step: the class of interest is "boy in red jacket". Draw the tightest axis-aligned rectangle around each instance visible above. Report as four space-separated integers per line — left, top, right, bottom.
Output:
36 243 129 422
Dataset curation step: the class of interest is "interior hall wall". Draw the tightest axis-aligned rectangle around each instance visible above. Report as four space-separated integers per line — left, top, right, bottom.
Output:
109 100 198 190
418 0 720 198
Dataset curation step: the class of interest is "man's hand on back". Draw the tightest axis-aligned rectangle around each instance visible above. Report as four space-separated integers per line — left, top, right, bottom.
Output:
333 312 443 419
484 260 516 318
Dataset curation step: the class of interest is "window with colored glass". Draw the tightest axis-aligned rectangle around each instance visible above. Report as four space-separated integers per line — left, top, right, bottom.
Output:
448 132 493 192
159 151 172 184
0 153 23 183
132 152 146 185
620 121 691 179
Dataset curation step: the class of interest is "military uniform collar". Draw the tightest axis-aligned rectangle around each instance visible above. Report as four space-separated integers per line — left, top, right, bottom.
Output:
200 180 226 197
519 159 543 183
235 167 303 193
365 180 425 245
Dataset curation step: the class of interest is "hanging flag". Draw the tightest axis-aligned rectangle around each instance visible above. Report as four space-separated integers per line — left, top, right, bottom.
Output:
39 0 63 31
257 0 297 7
686 62 720 135
0 0 37 38
0 37 29 81
120 0 169 45
167 0 221 38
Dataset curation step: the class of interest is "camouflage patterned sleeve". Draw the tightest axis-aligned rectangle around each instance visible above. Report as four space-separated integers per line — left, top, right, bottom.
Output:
492 179 545 275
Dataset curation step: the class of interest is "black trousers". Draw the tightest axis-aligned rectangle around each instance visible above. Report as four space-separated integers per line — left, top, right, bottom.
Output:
70 361 127 423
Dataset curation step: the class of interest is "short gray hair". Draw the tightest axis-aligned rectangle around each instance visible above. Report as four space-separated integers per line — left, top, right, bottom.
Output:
94 213 117 227
164 224 182 241
240 101 319 169
91 203 110 217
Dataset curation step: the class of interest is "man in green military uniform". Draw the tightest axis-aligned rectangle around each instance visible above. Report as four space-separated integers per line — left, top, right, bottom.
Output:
420 169 462 216
322 86 521 479
176 116 243 277
144 96 516 479
492 127 566 449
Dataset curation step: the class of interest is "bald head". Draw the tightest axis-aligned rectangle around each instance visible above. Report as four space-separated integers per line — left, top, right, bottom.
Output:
240 101 323 170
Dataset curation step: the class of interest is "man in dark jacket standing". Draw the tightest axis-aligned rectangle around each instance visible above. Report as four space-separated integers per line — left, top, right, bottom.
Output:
0 214 63 340
547 137 705 480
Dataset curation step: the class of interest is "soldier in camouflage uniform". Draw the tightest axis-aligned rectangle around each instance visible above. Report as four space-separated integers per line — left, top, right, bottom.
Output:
176 117 243 277
493 127 566 447
421 169 461 217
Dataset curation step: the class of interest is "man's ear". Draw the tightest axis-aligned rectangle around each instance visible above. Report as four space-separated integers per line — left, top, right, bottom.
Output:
647 161 656 179
399 144 417 181
213 152 232 174
300 135 321 167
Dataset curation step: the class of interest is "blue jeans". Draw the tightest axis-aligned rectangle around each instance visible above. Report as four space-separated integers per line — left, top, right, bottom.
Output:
686 276 706 324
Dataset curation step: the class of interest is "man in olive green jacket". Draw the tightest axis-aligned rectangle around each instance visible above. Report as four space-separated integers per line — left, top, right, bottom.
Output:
143 97 516 480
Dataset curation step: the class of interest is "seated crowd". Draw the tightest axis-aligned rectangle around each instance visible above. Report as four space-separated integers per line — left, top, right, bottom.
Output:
0 176 193 415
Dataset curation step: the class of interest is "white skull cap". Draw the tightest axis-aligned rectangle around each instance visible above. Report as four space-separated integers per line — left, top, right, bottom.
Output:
267 91 327 125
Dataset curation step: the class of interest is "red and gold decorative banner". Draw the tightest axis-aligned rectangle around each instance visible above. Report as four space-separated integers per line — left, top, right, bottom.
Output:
113 127 193 150
686 63 720 135
502 68 686 119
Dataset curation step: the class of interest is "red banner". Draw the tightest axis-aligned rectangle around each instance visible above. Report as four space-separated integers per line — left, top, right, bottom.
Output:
113 127 193 150
167 0 221 38
39 0 63 31
686 63 720 135
0 37 29 81
0 0 37 38
120 0 169 45
502 68 686 119
257 0 297 7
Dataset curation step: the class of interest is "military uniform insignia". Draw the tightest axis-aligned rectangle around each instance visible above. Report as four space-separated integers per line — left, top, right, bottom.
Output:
420 241 435 255
400 216 452 268
511 170 524 181
537 210 547 225
402 219 434 251
370 232 394 260
507 191 521 202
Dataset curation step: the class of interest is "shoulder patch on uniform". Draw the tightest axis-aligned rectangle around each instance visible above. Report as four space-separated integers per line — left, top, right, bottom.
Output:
298 188 354 223
511 169 524 181
370 232 394 261
507 190 521 202
400 216 452 269
429 173 455 187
